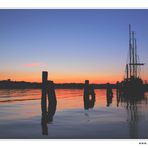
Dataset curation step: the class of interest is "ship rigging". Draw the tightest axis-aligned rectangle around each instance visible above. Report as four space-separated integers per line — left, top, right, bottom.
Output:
125 24 144 80
121 24 145 95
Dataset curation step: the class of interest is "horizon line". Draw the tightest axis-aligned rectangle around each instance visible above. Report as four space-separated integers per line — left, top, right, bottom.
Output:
0 79 120 84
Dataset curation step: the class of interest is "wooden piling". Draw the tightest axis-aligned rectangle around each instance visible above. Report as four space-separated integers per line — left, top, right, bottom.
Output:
89 86 96 108
47 81 57 122
106 83 113 107
84 80 90 110
41 71 48 113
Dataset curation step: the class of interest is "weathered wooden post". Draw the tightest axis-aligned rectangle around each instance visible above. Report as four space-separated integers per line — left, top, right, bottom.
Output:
89 85 96 109
116 81 120 107
41 71 48 113
83 80 90 110
47 80 57 122
41 71 48 135
106 83 113 107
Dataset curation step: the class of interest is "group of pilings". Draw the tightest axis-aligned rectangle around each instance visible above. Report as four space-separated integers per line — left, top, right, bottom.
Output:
41 72 115 114
41 72 116 135
83 81 114 109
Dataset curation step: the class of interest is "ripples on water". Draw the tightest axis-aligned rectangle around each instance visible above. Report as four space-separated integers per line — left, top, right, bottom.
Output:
0 89 148 110
0 88 148 120
0 89 148 138
0 89 116 109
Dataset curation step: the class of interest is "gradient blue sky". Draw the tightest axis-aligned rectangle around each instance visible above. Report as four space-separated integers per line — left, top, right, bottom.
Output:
0 9 148 83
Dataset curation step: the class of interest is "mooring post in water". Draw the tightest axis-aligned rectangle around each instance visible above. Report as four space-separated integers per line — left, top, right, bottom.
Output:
47 80 57 122
116 81 120 107
106 83 113 97
89 85 96 109
41 71 48 113
84 80 90 110
106 83 113 107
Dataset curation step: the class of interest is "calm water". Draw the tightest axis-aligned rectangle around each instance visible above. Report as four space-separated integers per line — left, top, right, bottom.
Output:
0 89 148 139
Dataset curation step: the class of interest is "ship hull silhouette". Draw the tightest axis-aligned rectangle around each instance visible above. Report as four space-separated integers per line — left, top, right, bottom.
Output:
121 77 144 96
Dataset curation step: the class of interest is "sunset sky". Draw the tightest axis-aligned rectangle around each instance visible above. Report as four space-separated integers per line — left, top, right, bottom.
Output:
0 9 148 83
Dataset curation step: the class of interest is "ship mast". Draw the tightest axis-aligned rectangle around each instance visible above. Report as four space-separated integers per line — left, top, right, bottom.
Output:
132 31 135 77
126 24 144 80
129 24 132 78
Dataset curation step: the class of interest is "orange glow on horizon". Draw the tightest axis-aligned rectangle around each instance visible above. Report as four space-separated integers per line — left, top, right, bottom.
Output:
0 70 126 84
1 69 147 84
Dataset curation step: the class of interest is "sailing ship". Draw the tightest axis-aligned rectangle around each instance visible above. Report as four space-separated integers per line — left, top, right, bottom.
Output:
121 24 145 96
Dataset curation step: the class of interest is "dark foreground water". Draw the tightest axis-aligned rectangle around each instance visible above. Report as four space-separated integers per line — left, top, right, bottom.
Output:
0 89 148 139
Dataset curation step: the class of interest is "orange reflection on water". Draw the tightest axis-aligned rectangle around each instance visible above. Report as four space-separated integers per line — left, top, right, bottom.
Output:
0 89 116 111
0 89 148 121
0 89 109 121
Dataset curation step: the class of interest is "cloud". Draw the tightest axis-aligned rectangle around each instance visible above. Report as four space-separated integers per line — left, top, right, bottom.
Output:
22 62 46 68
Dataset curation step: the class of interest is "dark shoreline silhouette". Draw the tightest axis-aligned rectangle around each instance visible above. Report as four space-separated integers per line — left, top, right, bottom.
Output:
0 79 148 91
0 79 114 89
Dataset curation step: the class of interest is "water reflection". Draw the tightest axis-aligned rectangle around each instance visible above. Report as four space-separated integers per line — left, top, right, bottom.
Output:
41 113 48 135
106 95 113 107
84 110 90 122
1 89 148 138
116 91 147 138
127 102 139 139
